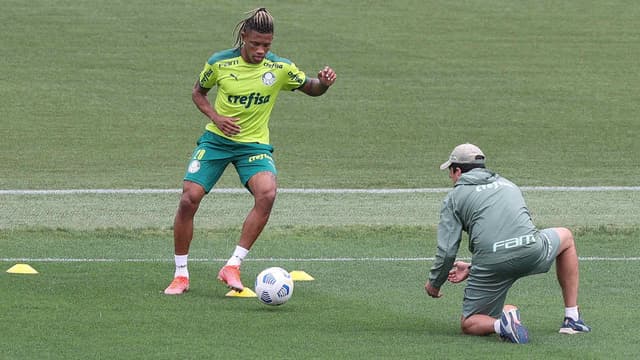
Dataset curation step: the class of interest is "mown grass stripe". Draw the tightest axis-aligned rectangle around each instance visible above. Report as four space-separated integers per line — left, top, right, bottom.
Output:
1 186 639 195
2 256 638 263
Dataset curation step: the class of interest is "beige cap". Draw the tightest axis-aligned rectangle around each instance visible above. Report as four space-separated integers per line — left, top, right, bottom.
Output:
439 143 486 170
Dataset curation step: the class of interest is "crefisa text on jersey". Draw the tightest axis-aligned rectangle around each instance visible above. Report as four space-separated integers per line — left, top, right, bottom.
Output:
227 92 271 108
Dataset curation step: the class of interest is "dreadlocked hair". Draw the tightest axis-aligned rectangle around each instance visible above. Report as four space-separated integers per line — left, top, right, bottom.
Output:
233 8 274 48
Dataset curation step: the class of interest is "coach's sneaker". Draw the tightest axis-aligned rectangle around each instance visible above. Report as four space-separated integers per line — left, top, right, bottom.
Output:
217 265 244 292
164 276 189 295
559 317 591 334
499 307 530 344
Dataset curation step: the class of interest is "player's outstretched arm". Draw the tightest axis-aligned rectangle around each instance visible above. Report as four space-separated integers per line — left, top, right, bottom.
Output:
299 66 337 96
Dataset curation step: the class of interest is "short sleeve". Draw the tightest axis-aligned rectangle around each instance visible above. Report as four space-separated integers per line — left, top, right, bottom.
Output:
282 62 307 91
198 62 217 89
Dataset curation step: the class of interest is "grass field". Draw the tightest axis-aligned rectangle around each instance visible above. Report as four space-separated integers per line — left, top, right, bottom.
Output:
2 225 640 359
1 0 640 359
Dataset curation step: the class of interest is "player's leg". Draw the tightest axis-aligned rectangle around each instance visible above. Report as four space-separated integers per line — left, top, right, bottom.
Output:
218 147 277 292
238 171 277 250
173 181 207 255
218 171 277 291
165 142 228 295
164 181 206 295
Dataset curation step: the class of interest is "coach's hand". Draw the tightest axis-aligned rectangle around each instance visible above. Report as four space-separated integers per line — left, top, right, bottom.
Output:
425 281 442 298
448 261 470 283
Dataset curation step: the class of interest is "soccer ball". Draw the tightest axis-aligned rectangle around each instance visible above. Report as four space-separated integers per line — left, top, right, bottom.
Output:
255 267 294 306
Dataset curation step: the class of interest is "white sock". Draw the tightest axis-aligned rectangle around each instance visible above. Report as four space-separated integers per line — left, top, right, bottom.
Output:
226 246 249 266
565 306 579 321
494 319 501 334
174 254 189 278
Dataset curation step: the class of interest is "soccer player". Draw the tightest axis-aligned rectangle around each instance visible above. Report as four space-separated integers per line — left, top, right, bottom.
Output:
164 8 337 295
424 144 591 343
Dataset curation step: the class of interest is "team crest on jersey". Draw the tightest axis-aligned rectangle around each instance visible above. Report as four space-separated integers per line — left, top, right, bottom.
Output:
262 72 276 86
188 160 201 174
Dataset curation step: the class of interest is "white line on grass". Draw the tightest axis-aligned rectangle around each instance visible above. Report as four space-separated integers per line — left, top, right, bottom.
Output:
1 186 639 195
1 256 638 263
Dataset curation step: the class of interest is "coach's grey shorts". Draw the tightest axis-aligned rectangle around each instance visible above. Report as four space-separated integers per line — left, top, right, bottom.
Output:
461 228 561 318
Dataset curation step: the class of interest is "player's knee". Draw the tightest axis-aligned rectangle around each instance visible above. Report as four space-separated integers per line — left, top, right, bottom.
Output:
254 186 277 209
178 197 197 215
179 188 204 213
251 177 277 205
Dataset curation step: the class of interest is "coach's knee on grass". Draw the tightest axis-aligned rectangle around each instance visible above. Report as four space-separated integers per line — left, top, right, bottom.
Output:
460 316 477 335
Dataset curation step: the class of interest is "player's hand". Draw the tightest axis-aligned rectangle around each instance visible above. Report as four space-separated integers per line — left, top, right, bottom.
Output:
212 114 241 137
425 281 442 298
447 261 470 283
317 66 337 87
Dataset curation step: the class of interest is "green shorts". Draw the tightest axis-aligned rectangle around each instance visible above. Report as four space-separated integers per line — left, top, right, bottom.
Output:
461 228 561 318
183 131 276 193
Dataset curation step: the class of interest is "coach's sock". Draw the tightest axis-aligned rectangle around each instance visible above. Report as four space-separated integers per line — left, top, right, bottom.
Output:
494 320 501 334
226 246 249 266
565 306 579 321
174 254 189 278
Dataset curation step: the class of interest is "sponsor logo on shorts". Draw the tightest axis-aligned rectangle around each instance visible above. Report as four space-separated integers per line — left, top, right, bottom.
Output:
492 234 536 253
248 154 273 163
188 160 201 174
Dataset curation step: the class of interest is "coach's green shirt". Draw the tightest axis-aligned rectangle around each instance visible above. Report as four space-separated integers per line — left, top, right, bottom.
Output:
428 168 539 288
198 48 307 144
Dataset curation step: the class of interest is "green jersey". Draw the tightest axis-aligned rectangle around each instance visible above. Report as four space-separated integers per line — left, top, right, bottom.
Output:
429 168 539 288
198 48 307 144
